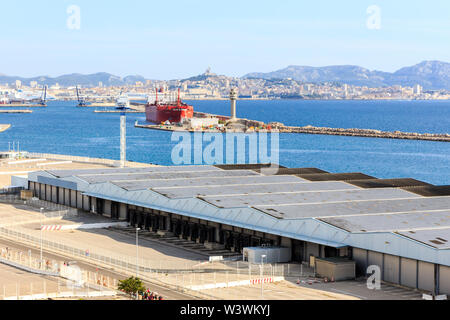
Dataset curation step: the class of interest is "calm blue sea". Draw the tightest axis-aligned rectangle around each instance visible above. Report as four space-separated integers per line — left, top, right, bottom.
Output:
0 99 449 185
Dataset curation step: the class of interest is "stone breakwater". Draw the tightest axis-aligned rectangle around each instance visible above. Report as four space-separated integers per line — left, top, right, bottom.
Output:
279 125 450 142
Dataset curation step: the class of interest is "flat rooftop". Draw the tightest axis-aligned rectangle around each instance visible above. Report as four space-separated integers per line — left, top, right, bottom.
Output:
29 164 450 251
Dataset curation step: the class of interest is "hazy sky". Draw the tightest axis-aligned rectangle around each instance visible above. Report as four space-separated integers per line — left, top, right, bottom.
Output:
1 0 449 79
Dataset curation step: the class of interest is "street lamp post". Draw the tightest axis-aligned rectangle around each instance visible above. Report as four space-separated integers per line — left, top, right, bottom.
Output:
136 227 140 300
40 208 44 267
136 227 140 277
261 254 266 300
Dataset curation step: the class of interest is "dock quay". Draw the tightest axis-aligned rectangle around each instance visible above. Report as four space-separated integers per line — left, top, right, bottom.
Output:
280 125 450 142
94 109 144 113
80 103 117 107
0 104 45 107
0 124 11 133
0 110 32 114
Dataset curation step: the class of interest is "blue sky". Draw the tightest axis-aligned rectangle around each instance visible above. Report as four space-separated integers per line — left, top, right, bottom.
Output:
0 0 449 79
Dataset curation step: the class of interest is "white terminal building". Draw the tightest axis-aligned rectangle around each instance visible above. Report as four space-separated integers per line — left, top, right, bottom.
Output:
20 164 450 295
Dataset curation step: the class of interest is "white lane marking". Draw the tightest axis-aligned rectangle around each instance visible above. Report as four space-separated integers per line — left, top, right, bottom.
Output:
329 288 367 300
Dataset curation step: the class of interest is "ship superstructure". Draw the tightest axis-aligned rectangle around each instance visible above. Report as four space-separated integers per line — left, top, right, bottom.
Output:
145 88 193 124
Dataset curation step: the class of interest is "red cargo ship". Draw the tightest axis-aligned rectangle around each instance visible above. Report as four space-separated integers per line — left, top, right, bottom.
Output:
145 88 193 124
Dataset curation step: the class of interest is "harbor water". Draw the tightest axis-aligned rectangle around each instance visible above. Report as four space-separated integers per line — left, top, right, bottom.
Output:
0 100 449 185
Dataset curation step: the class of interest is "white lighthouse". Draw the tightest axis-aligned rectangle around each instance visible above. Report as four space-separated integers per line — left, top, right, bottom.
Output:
230 88 237 121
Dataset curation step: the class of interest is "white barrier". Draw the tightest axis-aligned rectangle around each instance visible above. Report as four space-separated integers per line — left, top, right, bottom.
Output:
37 161 72 166
209 256 224 262
8 158 46 165
187 276 284 291
41 222 128 231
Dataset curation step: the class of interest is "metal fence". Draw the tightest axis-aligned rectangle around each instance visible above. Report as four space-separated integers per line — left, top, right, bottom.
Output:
0 187 23 195
27 152 152 168
0 196 77 216
0 246 118 300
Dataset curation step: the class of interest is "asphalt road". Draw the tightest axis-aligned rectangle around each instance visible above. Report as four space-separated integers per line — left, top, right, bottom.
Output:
0 237 199 300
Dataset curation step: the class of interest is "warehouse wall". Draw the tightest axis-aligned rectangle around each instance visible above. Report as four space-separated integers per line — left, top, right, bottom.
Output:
82 195 90 211
119 203 127 220
352 248 450 294
439 265 450 295
368 251 383 272
103 200 111 217
383 254 400 284
45 184 51 201
70 190 76 207
400 257 417 289
64 188 70 206
76 191 83 209
58 187 64 204
51 186 58 203
352 248 368 276
418 261 435 293
306 242 319 264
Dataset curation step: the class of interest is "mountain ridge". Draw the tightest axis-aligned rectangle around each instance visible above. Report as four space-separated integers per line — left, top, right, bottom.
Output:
1 61 449 90
243 61 450 90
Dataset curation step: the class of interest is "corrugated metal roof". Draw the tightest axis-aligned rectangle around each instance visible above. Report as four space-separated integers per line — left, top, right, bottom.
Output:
28 165 450 263
111 175 304 191
154 180 359 199
200 188 417 209
298 172 376 181
397 228 450 249
46 165 221 178
347 178 432 189
78 169 259 184
253 167 329 175
402 185 450 197
319 210 450 233
254 197 450 219
214 164 287 170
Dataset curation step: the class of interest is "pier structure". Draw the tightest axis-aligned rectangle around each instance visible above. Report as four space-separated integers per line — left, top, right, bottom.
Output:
0 110 32 114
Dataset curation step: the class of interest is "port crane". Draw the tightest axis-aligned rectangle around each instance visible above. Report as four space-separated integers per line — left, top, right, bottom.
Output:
76 86 89 107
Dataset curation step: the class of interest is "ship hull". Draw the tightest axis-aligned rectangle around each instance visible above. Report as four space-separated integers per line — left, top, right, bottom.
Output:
145 105 194 124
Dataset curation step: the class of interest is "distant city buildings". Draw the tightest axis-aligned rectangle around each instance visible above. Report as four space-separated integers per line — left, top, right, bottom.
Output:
0 69 449 101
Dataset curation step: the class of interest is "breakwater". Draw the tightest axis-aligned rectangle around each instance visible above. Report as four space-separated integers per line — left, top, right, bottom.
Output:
278 125 450 142
0 104 45 107
0 110 32 114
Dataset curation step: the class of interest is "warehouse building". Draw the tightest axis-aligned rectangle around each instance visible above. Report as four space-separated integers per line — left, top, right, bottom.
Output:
24 164 450 295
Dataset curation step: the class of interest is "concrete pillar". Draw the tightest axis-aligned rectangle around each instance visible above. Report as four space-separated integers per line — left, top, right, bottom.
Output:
280 237 292 248
165 216 171 231
119 203 127 220
215 227 220 243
